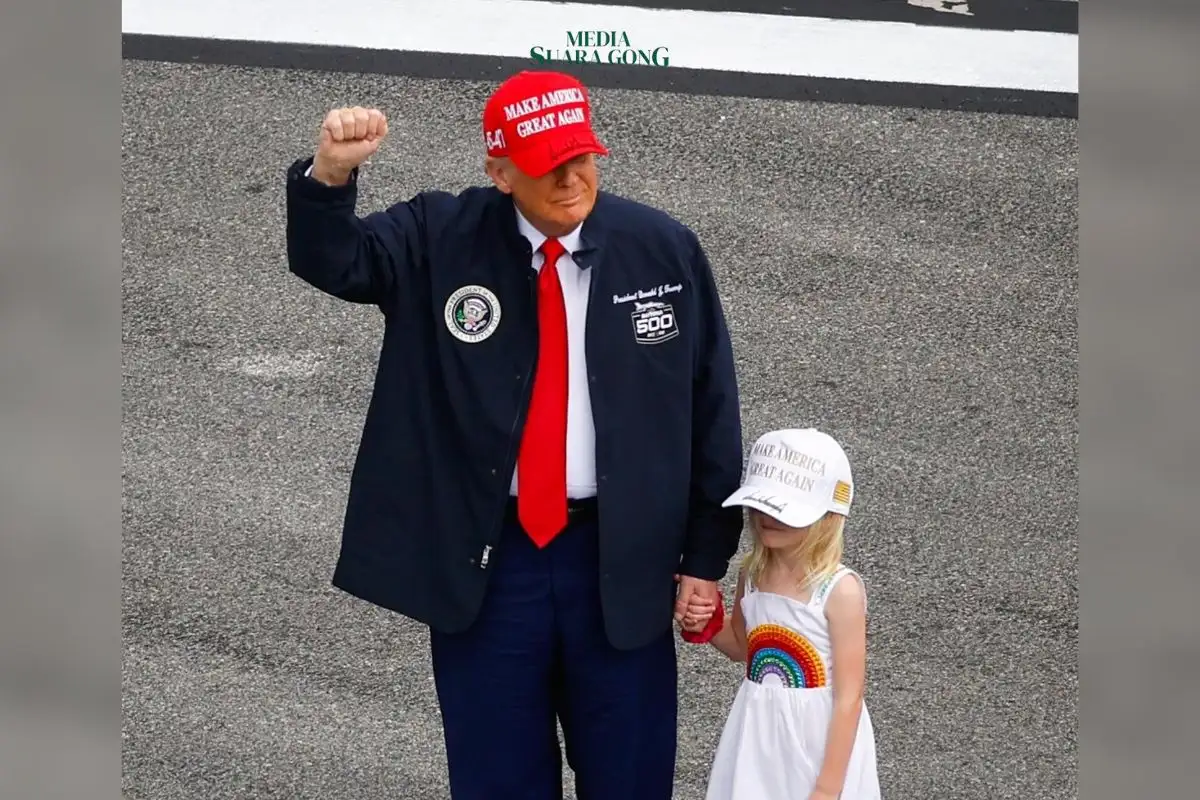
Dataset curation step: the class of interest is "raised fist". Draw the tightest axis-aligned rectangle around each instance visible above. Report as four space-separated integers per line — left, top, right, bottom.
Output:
311 106 388 185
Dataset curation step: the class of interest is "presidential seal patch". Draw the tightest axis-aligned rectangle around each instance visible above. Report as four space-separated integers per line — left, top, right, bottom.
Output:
444 285 502 343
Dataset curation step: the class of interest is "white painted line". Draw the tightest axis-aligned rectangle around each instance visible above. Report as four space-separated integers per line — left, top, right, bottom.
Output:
221 352 322 379
122 0 1077 93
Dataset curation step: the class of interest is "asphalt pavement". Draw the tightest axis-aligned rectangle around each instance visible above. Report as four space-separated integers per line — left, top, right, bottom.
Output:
121 59 1078 799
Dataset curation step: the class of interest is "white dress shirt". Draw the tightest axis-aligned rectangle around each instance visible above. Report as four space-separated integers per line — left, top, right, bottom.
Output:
509 208 598 500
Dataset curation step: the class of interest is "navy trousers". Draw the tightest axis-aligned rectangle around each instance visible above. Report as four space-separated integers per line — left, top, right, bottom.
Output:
430 501 678 799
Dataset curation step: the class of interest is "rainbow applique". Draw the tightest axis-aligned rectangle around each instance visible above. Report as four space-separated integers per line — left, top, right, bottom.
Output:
745 624 827 688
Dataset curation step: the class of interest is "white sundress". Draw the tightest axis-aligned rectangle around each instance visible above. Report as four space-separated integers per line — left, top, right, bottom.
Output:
705 565 882 800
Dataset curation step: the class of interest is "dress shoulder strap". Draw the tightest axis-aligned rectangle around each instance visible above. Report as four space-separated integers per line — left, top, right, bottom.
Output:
741 567 757 594
810 564 867 614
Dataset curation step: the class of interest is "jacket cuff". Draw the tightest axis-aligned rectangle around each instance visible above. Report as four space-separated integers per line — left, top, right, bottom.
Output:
678 549 732 583
287 157 358 203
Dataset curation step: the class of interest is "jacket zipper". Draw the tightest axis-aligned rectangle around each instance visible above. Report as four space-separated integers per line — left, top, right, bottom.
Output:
480 270 538 569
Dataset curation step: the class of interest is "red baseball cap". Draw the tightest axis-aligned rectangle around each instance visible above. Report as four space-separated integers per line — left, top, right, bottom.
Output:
483 70 609 178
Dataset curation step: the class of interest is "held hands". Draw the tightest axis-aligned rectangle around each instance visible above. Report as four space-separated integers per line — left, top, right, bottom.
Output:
312 106 388 186
675 576 717 630
674 575 724 643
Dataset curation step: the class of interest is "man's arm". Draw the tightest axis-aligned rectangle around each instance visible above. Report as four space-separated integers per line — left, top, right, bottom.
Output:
286 159 427 305
285 106 426 306
678 232 744 581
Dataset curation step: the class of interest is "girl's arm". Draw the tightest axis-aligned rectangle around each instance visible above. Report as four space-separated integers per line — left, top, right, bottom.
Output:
706 570 747 663
810 574 869 799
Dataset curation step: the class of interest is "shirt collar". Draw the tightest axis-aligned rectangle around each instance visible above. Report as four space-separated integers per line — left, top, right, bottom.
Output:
514 206 584 260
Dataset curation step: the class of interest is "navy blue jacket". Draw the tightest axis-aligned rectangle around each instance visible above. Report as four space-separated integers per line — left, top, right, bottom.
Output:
284 156 744 650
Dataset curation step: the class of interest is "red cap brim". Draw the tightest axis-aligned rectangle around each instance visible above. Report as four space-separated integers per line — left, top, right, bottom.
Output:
510 135 609 178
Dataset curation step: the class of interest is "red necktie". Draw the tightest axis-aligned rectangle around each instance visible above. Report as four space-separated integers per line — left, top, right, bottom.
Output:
517 237 569 548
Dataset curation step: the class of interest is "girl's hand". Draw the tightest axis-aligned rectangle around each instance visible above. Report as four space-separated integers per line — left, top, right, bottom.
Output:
807 789 839 800
673 575 729 646
673 574 717 631
682 595 716 630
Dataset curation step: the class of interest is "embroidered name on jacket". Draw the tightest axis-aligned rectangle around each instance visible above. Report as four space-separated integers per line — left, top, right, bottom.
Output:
612 282 682 305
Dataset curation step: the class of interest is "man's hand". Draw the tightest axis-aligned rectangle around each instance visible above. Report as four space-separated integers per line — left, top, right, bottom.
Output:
312 106 388 186
674 575 720 632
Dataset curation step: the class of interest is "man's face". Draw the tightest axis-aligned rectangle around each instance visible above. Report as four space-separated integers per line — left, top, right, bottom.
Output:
488 154 599 237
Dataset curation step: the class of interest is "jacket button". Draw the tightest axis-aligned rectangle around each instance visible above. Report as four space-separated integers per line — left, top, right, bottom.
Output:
491 468 497 475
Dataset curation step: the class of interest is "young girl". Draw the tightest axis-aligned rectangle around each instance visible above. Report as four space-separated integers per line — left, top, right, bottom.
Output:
682 427 882 800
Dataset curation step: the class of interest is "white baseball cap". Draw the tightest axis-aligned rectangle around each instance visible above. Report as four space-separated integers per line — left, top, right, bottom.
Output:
722 428 854 528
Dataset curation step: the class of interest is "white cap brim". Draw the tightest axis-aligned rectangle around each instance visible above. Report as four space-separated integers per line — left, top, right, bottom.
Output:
721 486 827 529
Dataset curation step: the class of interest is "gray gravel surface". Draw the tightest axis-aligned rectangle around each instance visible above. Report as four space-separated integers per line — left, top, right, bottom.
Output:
121 60 1078 800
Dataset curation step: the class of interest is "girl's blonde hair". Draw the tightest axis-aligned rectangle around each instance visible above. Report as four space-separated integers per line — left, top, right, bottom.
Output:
742 510 845 591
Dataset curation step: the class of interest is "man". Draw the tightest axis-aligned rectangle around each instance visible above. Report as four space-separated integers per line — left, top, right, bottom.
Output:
284 70 744 799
